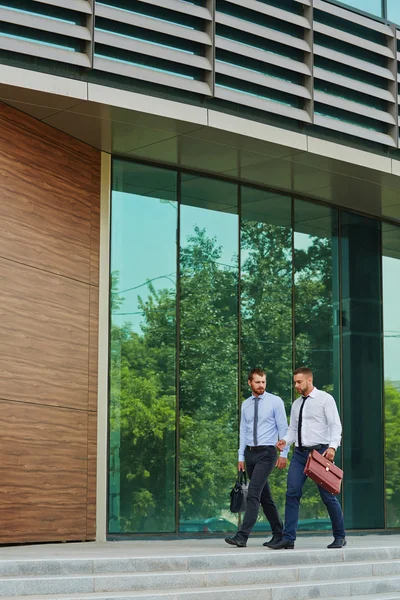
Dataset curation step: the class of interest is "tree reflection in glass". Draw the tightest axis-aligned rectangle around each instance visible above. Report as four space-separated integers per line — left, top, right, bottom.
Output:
383 223 400 527
108 162 177 534
240 188 293 519
179 175 239 529
294 200 340 523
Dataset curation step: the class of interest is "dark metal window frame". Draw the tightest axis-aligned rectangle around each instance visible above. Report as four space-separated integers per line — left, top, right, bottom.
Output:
106 154 400 539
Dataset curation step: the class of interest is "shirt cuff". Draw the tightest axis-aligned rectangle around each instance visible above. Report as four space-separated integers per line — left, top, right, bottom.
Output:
281 447 289 459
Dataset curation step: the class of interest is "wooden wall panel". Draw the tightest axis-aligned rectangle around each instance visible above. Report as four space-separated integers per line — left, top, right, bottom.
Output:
0 257 89 410
0 129 92 282
89 285 99 413
90 161 101 287
0 401 88 543
87 411 97 540
0 102 100 543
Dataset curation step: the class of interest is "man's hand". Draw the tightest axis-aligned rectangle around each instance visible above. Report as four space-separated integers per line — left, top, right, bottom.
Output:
276 457 287 470
238 461 245 472
323 447 335 462
276 439 286 451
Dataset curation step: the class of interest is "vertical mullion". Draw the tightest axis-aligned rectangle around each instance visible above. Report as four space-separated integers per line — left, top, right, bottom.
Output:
238 184 242 440
86 0 95 68
237 184 242 530
291 196 296 403
337 209 345 516
304 0 314 123
175 170 181 535
387 24 398 147
380 224 387 529
205 0 216 96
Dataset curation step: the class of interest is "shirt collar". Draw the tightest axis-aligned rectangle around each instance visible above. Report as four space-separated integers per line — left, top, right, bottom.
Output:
307 386 318 398
252 391 266 401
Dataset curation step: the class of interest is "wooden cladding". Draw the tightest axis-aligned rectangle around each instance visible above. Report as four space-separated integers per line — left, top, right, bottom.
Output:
0 102 100 543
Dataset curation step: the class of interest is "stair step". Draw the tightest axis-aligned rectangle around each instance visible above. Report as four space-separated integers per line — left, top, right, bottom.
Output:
1 575 400 600
3 546 400 577
0 559 400 595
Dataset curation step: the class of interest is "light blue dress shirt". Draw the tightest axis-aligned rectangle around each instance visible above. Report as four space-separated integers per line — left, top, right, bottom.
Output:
238 391 288 461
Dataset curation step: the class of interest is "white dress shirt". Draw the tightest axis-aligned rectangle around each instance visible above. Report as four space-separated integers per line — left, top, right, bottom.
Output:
284 387 342 450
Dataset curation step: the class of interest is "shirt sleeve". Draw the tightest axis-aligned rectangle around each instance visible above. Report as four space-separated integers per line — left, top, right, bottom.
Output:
238 402 247 461
325 394 342 450
275 396 288 442
283 401 298 449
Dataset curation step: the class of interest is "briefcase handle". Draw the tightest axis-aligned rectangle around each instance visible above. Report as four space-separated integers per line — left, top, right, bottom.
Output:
238 469 247 485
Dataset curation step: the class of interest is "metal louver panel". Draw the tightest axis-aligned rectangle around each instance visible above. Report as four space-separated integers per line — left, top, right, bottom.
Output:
93 1 213 95
0 0 399 150
0 1 92 67
313 0 398 146
214 0 312 124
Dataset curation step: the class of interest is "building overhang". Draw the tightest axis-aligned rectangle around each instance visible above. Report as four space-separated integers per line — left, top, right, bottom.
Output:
1 64 400 225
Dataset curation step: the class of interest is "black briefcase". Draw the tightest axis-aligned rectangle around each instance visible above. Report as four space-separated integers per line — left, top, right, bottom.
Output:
229 470 248 513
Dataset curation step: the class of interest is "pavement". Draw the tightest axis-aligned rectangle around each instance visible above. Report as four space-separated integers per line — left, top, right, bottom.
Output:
1 534 400 560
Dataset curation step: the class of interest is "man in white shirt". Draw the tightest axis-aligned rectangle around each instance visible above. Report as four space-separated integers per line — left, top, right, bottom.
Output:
270 367 346 550
225 368 288 548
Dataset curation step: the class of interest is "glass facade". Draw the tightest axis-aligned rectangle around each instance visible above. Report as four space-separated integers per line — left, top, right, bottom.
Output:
109 158 400 535
333 1 400 24
336 0 383 18
341 213 384 529
383 223 400 528
179 175 239 529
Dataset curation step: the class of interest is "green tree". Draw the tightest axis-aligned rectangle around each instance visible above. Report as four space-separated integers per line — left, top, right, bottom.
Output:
385 382 400 526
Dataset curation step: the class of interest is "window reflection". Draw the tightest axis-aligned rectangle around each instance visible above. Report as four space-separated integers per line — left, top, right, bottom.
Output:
109 161 177 534
341 213 383 529
387 0 400 24
240 187 292 523
338 0 383 17
108 158 397 536
294 200 341 524
383 223 400 528
179 174 239 532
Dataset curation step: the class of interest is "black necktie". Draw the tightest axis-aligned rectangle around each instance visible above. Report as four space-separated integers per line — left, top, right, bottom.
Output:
298 395 309 451
253 397 260 446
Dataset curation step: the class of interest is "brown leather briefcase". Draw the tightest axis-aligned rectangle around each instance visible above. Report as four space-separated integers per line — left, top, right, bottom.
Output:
303 449 343 495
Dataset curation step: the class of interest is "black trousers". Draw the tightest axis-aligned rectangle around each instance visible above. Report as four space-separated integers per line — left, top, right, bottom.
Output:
237 446 283 541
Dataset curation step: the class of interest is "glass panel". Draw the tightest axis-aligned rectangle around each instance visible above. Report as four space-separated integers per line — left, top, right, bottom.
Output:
383 223 400 528
240 188 292 532
294 200 341 527
109 160 177 534
336 0 383 17
340 212 384 529
387 0 400 24
179 175 239 533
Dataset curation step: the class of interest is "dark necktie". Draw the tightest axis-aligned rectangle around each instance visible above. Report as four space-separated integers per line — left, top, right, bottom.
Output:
253 397 260 446
298 395 309 451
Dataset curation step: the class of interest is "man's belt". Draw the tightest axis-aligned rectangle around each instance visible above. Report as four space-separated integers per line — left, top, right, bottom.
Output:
299 444 328 452
246 445 275 451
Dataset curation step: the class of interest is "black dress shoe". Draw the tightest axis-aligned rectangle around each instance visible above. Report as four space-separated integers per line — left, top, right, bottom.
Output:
269 538 295 550
327 537 347 549
224 535 247 547
263 534 283 548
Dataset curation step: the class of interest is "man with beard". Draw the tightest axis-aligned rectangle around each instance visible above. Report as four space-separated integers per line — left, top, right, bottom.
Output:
225 368 288 548
271 366 346 550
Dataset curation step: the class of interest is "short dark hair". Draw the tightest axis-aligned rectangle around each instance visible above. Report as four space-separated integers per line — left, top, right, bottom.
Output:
293 367 313 377
248 368 266 381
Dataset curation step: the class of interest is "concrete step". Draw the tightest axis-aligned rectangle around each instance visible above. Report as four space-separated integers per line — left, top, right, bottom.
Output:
2 546 400 577
0 565 400 598
2 576 400 600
